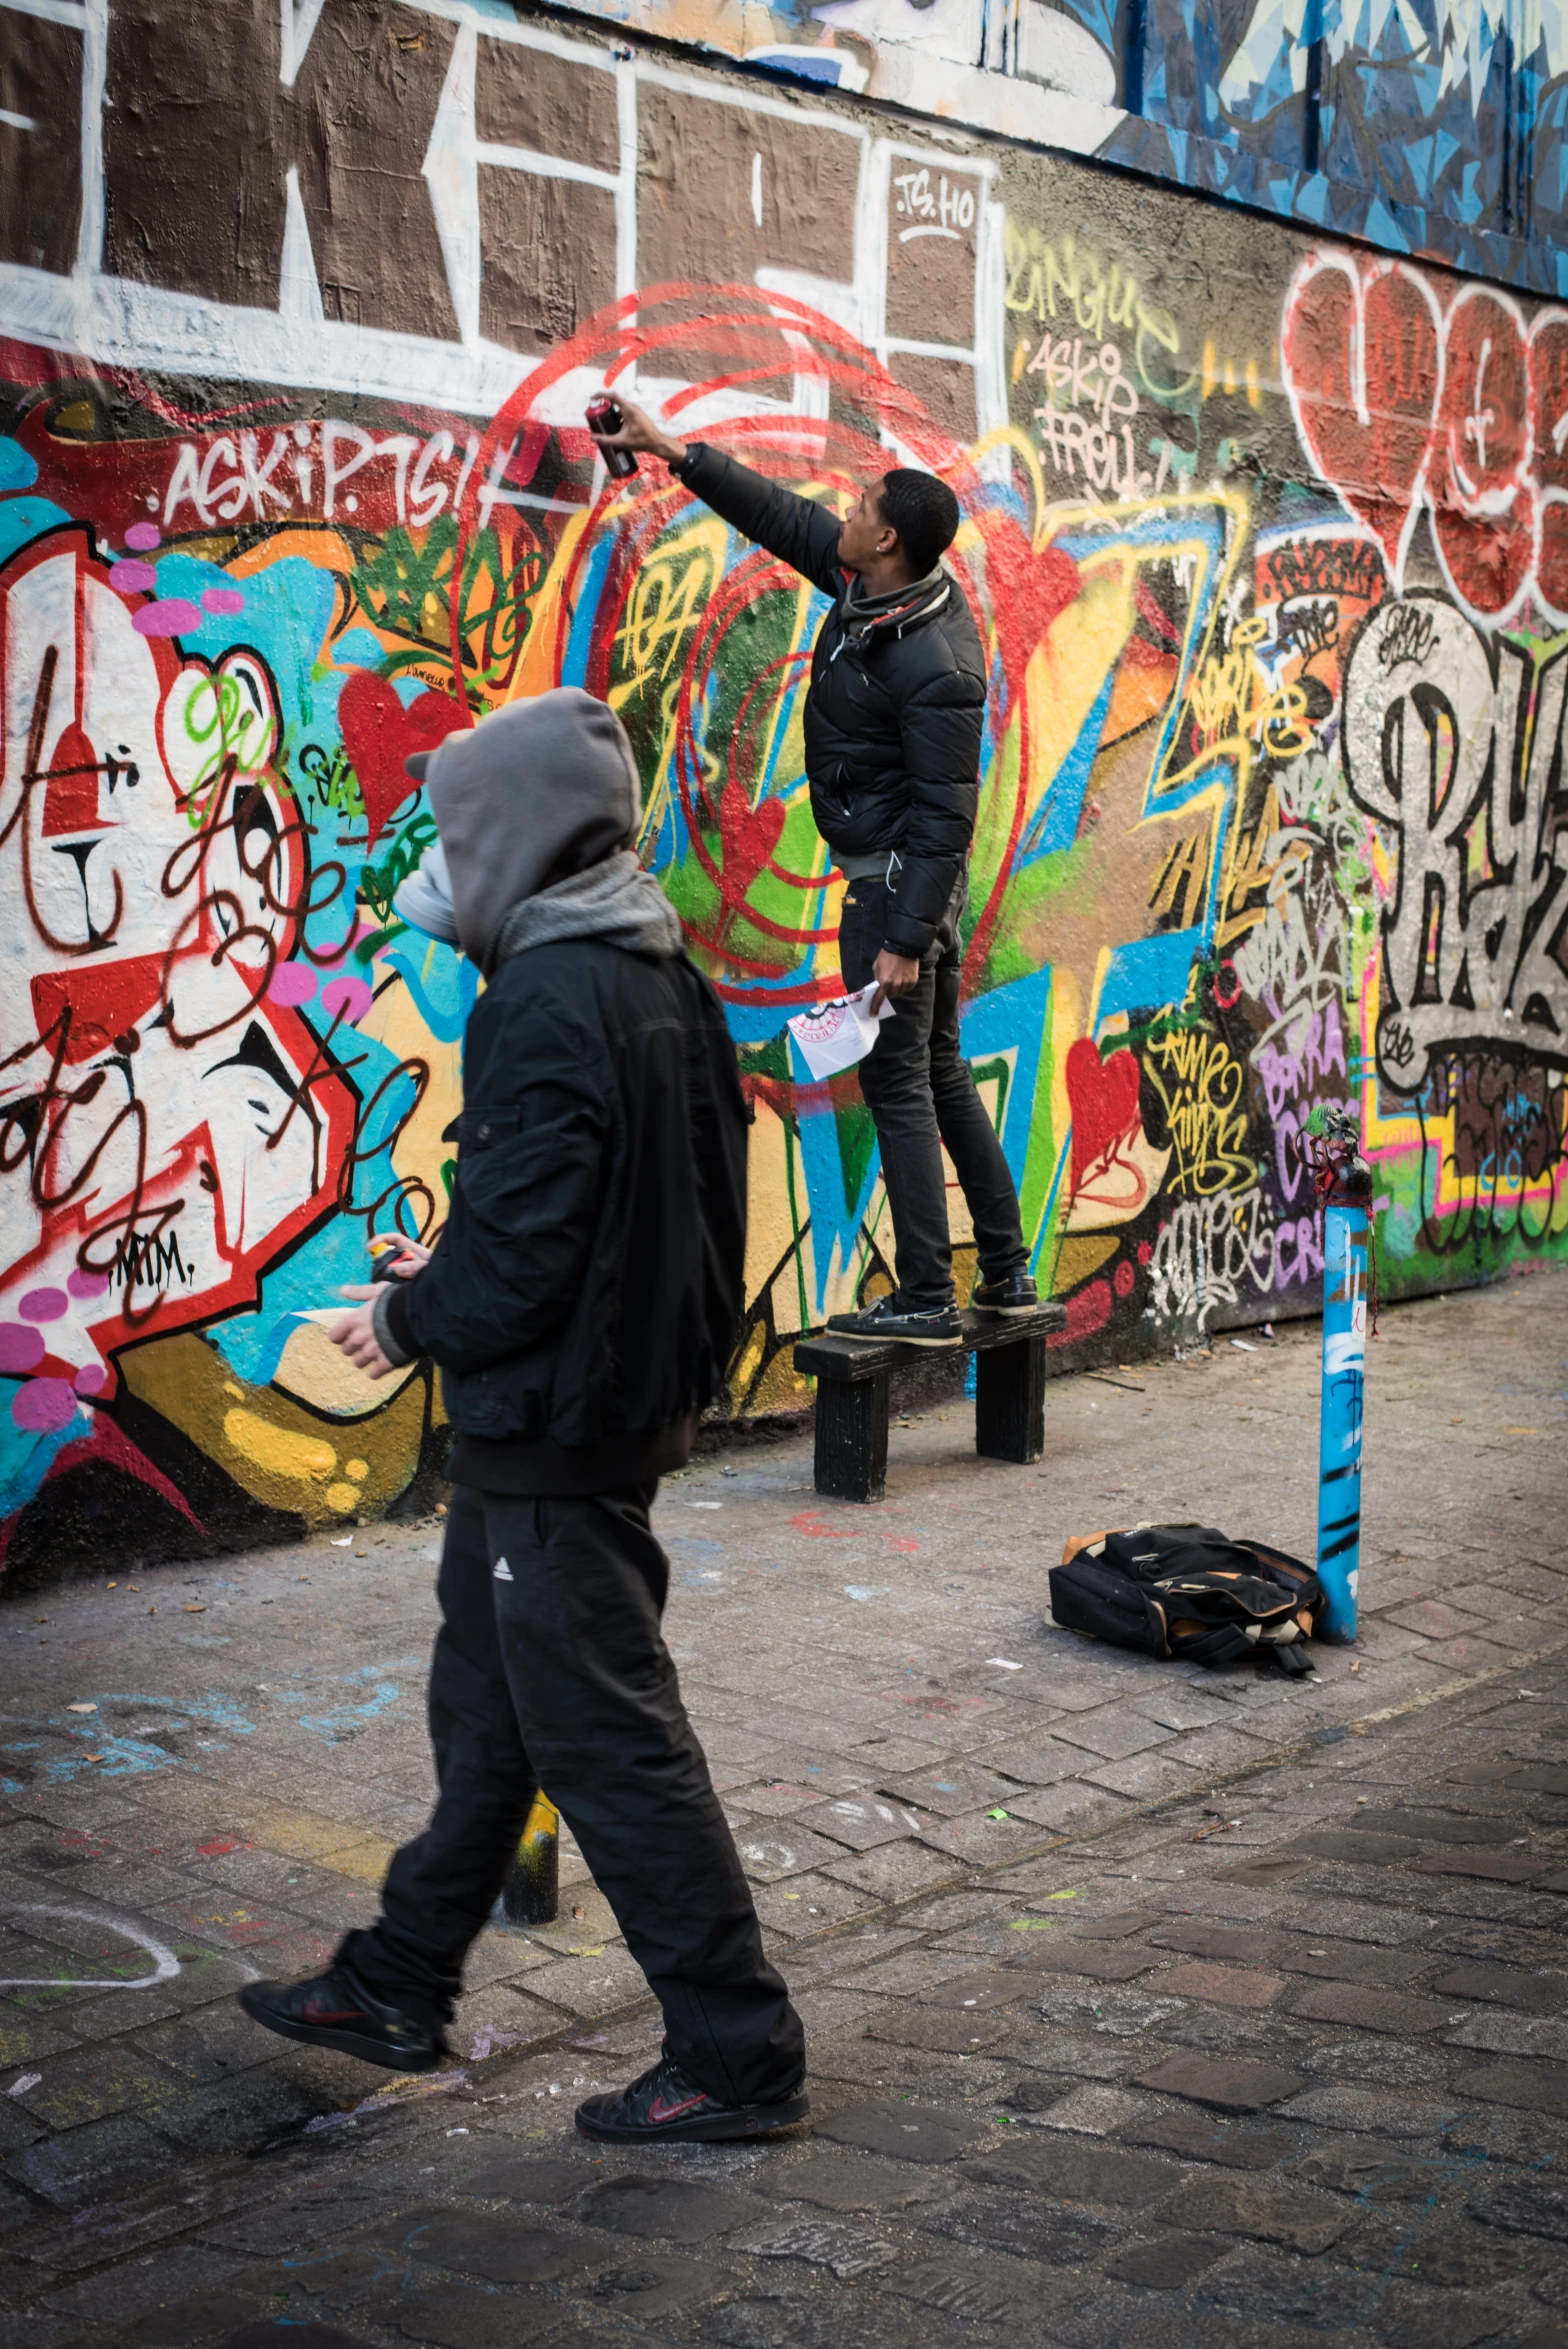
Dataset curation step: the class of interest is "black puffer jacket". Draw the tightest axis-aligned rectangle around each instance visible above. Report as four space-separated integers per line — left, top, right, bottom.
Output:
678 444 987 958
380 937 748 1490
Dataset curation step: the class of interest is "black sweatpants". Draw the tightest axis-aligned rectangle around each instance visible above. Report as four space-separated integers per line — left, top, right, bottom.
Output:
338 1482 804 2107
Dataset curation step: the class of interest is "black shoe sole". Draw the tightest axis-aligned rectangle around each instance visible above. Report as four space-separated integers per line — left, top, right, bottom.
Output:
574 2090 811 2143
238 1983 446 2073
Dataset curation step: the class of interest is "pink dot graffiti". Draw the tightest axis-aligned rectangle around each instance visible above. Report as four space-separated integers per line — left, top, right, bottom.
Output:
133 600 202 636
0 1327 45 1374
109 559 158 592
66 1269 109 1300
73 1364 107 1396
266 962 318 1007
201 586 244 616
319 975 373 1025
19 1289 67 1323
123 521 160 551
10 1380 77 1433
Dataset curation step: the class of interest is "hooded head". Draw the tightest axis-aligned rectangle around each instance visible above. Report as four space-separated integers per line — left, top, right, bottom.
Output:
406 689 641 969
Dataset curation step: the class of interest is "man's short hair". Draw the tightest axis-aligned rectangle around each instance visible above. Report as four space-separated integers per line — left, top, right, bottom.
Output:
878 468 961 574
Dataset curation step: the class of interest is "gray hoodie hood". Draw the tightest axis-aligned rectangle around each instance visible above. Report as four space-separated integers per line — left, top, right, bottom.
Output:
419 688 675 972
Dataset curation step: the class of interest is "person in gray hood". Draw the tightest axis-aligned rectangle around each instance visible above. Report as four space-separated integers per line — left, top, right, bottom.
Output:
239 688 808 2144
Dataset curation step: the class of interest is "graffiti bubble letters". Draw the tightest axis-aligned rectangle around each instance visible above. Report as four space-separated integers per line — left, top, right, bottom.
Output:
1342 593 1568 1089
1284 251 1568 623
163 425 482 534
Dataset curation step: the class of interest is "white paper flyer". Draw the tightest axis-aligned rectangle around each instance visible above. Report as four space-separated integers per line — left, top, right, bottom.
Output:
786 983 894 1082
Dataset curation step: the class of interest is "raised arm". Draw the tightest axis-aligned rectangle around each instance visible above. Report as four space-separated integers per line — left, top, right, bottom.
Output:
590 396 846 598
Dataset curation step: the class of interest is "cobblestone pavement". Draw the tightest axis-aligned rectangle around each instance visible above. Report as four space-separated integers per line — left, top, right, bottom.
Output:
0 1267 1564 2345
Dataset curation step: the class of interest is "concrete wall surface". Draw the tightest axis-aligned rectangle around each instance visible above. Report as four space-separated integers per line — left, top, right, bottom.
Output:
0 0 1564 1569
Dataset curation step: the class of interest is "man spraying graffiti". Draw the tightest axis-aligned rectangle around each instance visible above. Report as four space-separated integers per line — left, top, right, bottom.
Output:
238 688 808 2144
593 399 1035 1346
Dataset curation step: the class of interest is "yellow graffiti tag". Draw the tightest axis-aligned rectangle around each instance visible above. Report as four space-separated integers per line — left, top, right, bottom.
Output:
1142 1021 1255 1198
1002 222 1190 400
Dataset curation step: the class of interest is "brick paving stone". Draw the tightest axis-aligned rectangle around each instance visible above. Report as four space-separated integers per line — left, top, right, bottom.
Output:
1276 2083 1462 2134
1430 1960 1568 2010
1287 1829 1421 1864
1103 2232 1229 2287
1118 2107 1297 2167
1133 2051 1305 2109
568 2173 759 2242
1081 1751 1203 1801
864 2005 1009 2053
974 1735 1091 1786
1463 2059 1568 2115
1156 2172 1351 2253
1066 1908 1161 1939
565 2253 727 2323
795 1798 921 1851
1050 1710 1174 1761
879 2248 1068 2326
353 2281 560 2346
814 2099 986 2163
820 1841 957 1901
1148 1923 1276 1965
964 2135 1179 2205
754 1874 879 1936
878 1765 1020 1816
909 1811 1048 1863
1285 1980 1457 2033
770 2148 945 2210
1355 1806 1518 1844
1153 1961 1286 2009
1412 1847 1550 1883
1008 1942 1158 1982
1267 1933 1430 1985
916 1969 1033 2011
1385 1601 1490 1640
1013 2084 1152 2135
925 2186 1123 2269
1002 1782 1133 1833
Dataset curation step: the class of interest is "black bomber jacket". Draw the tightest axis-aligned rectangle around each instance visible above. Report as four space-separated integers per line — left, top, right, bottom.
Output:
677 443 987 958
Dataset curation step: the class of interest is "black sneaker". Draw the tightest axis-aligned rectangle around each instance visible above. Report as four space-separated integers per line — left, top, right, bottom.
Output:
972 1270 1039 1315
826 1294 963 1347
575 2049 809 2144
238 1963 448 2073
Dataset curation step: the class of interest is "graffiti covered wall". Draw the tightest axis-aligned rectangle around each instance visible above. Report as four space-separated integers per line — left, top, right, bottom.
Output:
524 0 1568 300
0 0 1564 1566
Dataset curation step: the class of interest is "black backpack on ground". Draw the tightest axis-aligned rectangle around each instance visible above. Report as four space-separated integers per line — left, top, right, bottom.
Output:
1049 1523 1325 1675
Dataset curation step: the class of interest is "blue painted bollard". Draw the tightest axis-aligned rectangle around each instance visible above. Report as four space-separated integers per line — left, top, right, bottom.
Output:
1315 1190 1370 1642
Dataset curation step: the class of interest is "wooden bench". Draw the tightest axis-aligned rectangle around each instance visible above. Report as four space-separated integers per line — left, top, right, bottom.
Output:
793 1302 1068 1502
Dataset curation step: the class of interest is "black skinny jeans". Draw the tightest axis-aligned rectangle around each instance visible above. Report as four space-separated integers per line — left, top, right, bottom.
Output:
839 876 1029 1310
339 1482 804 2107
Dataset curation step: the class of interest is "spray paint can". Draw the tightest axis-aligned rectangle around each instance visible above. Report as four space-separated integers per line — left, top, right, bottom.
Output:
492 1790 560 1927
585 395 638 480
1309 1109 1372 1643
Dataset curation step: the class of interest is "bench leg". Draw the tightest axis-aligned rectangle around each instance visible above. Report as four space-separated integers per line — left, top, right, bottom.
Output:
814 1370 889 1503
975 1336 1046 1464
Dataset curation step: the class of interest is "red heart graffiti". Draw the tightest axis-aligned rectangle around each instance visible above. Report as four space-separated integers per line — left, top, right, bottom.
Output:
338 671 468 848
717 779 785 907
1066 1038 1141 1189
1282 257 1441 580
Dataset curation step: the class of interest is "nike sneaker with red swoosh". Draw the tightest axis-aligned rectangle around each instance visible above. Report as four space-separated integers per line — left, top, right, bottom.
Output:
238 1964 448 2072
575 2049 809 2142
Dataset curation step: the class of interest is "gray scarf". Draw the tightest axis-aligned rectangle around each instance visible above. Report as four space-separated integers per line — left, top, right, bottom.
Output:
493 849 683 965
